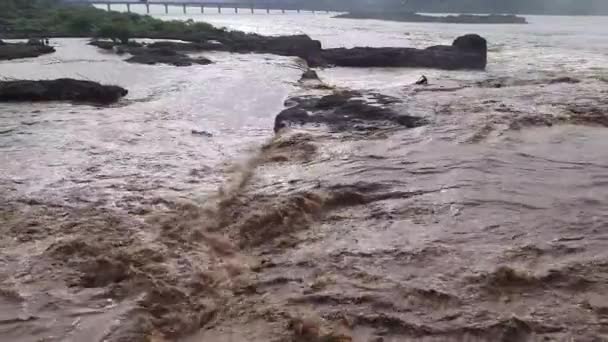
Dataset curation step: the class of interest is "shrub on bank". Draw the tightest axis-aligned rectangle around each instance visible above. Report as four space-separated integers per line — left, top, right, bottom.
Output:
0 0 226 39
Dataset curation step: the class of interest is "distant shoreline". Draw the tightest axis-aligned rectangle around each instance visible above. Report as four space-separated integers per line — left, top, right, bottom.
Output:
334 12 528 24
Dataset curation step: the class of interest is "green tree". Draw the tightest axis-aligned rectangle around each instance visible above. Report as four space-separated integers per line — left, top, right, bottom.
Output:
97 22 132 44
66 15 95 34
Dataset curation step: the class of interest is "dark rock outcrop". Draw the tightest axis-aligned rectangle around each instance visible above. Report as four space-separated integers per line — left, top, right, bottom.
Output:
334 12 527 24
298 69 333 90
274 91 426 132
88 40 143 51
146 40 226 52
225 34 323 65
125 48 212 67
88 41 212 66
320 34 487 70
89 34 487 70
0 40 55 60
0 79 128 104
300 69 320 81
93 34 323 65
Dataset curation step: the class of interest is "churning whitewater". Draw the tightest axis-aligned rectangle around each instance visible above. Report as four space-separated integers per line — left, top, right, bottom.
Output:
1 12 608 342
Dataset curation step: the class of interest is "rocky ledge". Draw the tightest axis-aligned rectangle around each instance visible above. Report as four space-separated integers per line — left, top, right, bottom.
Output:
90 34 488 70
0 39 55 60
275 90 426 133
334 12 527 24
124 48 211 67
320 34 487 69
0 79 128 104
89 40 212 66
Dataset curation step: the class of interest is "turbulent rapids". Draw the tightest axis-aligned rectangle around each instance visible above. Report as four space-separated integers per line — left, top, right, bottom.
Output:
1 11 608 342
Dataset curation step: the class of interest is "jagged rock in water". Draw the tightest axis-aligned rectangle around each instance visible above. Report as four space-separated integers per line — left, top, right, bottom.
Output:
0 79 128 104
298 69 333 90
88 40 212 67
300 69 320 81
320 34 487 70
274 91 426 132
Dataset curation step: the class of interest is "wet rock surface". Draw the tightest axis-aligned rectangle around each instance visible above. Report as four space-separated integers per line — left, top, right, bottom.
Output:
89 34 487 70
0 79 127 104
0 39 55 60
320 34 487 70
275 90 426 132
125 48 212 67
90 34 322 66
89 41 212 66
88 40 143 50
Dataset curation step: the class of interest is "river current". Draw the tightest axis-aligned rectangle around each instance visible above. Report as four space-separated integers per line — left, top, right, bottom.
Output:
1 11 607 342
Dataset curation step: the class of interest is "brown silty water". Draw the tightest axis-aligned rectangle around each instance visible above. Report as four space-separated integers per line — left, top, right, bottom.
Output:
1 14 608 342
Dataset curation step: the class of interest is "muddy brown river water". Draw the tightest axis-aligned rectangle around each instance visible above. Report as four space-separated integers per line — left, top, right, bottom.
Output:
1 12 607 342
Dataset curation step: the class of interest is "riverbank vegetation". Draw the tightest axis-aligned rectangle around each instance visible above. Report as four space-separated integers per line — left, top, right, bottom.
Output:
0 0 225 42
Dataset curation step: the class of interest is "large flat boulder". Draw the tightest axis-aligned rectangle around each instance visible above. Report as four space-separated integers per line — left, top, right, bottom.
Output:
320 34 487 70
0 79 128 104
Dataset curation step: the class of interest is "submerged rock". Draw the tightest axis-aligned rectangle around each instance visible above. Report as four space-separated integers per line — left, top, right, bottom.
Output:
320 34 487 70
89 40 212 67
146 40 226 51
88 40 143 50
274 91 426 132
0 79 128 104
126 48 212 67
191 129 213 137
0 40 55 60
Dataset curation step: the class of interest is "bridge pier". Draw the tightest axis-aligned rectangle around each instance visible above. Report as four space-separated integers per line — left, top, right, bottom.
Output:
146 3 150 13
234 7 238 13
201 5 204 13
126 3 130 12
250 7 254 14
282 8 285 13
297 9 300 13
266 8 269 13
106 3 110 11
164 4 168 14
183 4 187 14
218 5 221 13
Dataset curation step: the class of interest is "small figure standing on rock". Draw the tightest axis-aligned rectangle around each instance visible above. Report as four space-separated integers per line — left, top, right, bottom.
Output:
45 38 50 46
415 75 428 85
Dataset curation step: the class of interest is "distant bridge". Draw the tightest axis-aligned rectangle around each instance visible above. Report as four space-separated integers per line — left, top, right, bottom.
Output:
64 0 338 14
